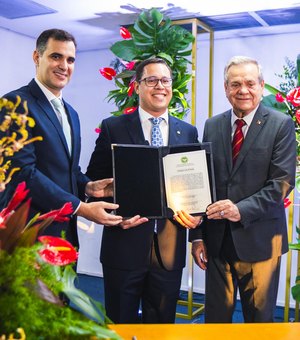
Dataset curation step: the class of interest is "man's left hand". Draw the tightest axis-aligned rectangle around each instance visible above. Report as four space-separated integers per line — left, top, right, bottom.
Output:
85 178 114 198
206 199 241 222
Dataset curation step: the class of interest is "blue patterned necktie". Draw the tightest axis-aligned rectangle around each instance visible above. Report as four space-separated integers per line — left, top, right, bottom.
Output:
149 117 164 147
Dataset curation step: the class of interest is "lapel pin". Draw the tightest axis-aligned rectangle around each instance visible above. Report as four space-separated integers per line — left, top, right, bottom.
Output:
256 120 262 125
177 130 181 135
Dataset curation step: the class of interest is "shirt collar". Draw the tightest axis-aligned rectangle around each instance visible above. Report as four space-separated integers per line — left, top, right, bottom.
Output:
34 77 63 102
139 106 169 125
230 105 258 128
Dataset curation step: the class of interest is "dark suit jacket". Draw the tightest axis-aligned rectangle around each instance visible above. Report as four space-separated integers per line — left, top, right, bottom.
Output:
86 110 199 271
0 79 90 246
190 104 296 262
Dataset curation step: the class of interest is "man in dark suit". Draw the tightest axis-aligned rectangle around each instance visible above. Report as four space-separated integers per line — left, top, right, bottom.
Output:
190 56 296 323
0 29 125 247
86 58 202 323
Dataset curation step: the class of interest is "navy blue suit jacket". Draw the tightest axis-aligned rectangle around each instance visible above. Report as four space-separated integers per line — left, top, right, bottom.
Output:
87 110 199 271
0 79 90 246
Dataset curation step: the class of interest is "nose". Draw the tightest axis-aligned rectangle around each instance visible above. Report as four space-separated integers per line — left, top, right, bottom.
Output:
58 58 68 70
155 79 165 88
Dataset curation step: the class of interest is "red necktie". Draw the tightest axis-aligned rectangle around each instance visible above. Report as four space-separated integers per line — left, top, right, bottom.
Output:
232 119 246 165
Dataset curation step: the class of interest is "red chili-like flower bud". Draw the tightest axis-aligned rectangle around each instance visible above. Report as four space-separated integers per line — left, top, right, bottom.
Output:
120 27 132 39
95 127 101 133
123 106 137 114
126 61 135 70
99 67 117 80
284 197 292 209
127 82 135 97
275 93 285 103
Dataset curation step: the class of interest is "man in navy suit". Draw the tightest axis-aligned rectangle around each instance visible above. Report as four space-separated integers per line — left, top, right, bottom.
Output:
0 29 127 247
86 58 202 323
190 56 296 323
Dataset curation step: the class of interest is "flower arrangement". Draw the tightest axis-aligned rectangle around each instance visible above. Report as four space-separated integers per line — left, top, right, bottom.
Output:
0 96 43 191
98 7 194 129
262 55 300 189
0 96 120 339
262 56 300 304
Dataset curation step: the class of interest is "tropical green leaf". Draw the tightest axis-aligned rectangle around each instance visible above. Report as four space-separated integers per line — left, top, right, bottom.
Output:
291 282 300 302
110 40 137 61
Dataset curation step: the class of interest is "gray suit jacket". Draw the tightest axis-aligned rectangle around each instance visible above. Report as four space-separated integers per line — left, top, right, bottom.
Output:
190 104 296 262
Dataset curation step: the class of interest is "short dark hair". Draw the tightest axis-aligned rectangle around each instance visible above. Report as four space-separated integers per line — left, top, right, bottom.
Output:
135 58 172 82
36 29 77 55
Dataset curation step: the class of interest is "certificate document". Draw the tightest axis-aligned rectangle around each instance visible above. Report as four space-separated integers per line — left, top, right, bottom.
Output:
112 143 215 218
163 150 211 215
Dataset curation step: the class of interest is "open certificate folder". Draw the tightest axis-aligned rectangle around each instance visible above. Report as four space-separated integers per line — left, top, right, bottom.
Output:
163 149 211 215
111 143 216 219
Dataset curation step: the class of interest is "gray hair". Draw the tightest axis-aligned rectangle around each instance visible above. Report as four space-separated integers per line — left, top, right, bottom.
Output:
224 56 264 83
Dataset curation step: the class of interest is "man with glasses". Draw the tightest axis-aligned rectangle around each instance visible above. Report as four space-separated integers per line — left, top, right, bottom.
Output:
86 58 201 324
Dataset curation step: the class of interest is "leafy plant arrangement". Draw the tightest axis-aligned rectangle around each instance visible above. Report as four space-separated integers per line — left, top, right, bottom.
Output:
262 58 300 306
99 7 194 121
0 182 121 339
289 226 300 303
0 96 121 339
262 55 300 158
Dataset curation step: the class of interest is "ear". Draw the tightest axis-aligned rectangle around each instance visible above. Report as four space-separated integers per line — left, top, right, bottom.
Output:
134 81 139 94
33 50 39 66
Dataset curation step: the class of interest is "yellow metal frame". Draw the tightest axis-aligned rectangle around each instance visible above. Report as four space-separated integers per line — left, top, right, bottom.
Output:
284 190 300 322
171 18 214 320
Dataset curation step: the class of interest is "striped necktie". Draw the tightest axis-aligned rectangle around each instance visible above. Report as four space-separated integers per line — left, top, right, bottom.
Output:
232 119 246 165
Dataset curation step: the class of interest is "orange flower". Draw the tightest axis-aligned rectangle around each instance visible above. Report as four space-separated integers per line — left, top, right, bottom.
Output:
38 236 78 265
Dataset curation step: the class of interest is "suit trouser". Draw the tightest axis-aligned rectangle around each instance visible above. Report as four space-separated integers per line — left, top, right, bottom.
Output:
102 234 183 324
204 229 281 323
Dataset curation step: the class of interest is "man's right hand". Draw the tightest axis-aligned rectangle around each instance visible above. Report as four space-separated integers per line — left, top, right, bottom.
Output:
191 240 208 270
77 201 122 226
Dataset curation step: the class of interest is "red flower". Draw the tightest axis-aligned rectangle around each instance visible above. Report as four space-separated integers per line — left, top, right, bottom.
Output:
99 67 117 80
38 236 78 266
286 87 300 107
0 181 29 228
296 109 300 125
95 127 101 133
284 197 292 209
275 93 285 103
123 106 137 114
126 61 135 70
37 202 73 222
127 82 135 97
120 27 132 39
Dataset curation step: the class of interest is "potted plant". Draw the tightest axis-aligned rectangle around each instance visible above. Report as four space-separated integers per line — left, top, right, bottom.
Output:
98 8 194 121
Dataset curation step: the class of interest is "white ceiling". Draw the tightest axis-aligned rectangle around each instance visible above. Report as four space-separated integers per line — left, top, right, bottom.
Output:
1 0 300 52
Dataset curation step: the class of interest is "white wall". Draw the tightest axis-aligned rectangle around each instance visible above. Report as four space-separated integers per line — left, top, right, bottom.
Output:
1 26 299 309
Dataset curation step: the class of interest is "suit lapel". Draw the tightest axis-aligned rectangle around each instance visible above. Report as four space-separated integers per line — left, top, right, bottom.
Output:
168 116 181 145
126 110 149 145
231 105 267 175
29 80 71 157
220 111 233 173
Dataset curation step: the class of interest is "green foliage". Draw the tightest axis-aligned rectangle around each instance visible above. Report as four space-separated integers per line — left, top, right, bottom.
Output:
289 226 300 303
105 8 194 119
0 246 121 339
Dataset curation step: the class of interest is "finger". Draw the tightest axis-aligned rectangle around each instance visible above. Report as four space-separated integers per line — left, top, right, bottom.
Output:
175 210 195 228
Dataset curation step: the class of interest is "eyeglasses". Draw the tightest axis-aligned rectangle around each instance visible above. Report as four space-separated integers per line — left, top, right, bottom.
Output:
139 76 173 88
